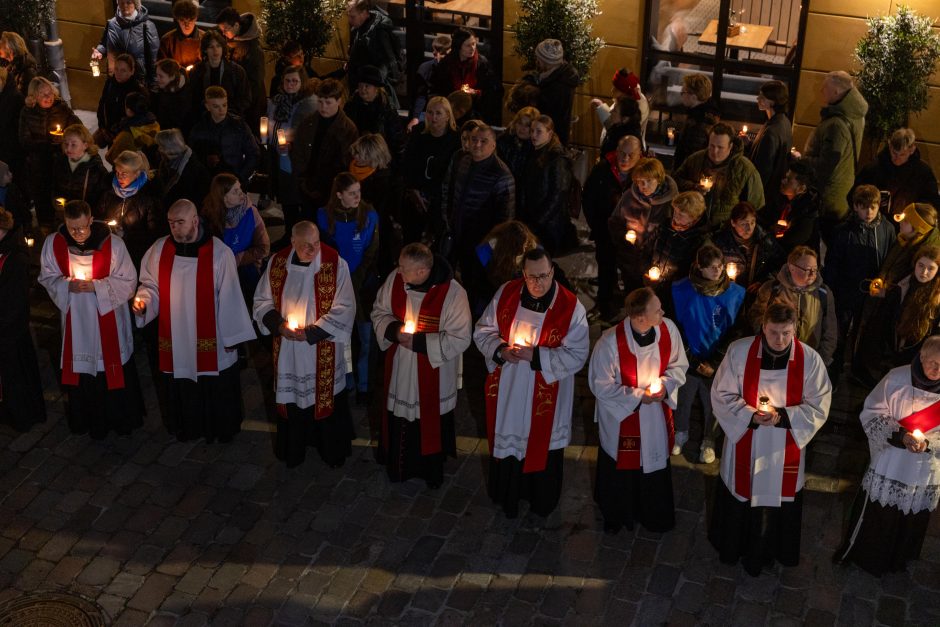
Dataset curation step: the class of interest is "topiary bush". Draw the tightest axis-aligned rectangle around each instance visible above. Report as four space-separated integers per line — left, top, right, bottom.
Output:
512 0 604 82
261 0 347 59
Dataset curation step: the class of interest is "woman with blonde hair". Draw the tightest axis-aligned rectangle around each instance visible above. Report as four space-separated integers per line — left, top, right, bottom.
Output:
18 77 81 225
95 150 160 266
496 105 539 179
0 31 39 96
52 124 110 209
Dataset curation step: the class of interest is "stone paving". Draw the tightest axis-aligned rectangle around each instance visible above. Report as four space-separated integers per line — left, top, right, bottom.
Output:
2 240 940 626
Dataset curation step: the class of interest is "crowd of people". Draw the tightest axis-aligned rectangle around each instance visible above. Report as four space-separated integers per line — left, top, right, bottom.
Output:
0 0 938 582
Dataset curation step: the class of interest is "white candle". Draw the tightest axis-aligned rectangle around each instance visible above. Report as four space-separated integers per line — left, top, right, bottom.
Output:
185 64 194 72
277 129 287 146
55 198 66 209
287 316 300 331
625 229 637 244
700 175 713 192
259 117 269 144
107 219 118 227
742 125 748 134
74 270 88 280
647 266 661 281
912 429 926 444
25 237 35 248
648 379 662 395
666 128 675 144
776 219 789 229
893 212 905 223
90 60 101 77
726 262 738 279
758 396 770 414
403 320 416 334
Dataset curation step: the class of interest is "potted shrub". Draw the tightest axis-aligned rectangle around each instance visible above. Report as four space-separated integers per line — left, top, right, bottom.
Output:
512 0 603 81
261 0 347 58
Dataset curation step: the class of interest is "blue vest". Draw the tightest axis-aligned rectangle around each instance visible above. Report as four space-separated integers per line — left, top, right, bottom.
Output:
224 208 256 256
671 278 745 359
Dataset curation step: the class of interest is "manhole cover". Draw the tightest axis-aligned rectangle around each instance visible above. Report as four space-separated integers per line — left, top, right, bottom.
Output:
0 591 110 626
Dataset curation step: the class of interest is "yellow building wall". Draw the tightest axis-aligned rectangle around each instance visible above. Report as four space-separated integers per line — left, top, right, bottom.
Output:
59 0 940 172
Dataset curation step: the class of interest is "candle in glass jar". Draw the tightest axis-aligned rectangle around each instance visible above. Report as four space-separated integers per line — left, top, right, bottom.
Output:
74 270 88 281
726 262 738 279
666 127 675 144
647 266 661 281
277 129 287 146
700 175 714 192
25 237 35 248
625 229 637 244
648 378 663 395
90 59 101 77
403 320 416 334
758 395 771 414
133 297 143 308
287 316 300 331
55 197 66 209
742 125 748 134
259 117 269 144
912 429 926 444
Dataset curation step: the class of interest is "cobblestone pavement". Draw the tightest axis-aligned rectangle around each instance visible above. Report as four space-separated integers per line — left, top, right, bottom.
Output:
2 244 939 627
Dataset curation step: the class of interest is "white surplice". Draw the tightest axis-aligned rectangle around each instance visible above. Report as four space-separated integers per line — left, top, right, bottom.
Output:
372 273 472 420
38 231 137 374
859 366 940 514
253 249 356 408
711 336 832 507
473 281 589 460
589 318 688 473
135 235 256 381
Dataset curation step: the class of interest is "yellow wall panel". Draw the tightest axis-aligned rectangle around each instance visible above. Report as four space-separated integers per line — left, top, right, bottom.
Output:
58 21 104 72
582 45 638 97
504 0 520 26
916 142 940 174
503 30 524 83
909 86 940 144
793 70 826 128
234 0 262 13
810 0 890 18
57 0 111 26
592 0 641 48
801 14 867 73
66 69 102 111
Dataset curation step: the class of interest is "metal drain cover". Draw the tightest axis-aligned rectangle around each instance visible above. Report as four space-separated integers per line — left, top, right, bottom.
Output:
0 591 109 626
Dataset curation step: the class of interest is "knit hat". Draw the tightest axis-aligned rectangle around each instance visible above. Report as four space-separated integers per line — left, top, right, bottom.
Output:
900 203 936 236
535 39 564 66
612 68 641 100
357 65 384 88
0 208 13 231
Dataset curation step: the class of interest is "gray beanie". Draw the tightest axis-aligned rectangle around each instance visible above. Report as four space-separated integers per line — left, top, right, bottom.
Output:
535 39 564 66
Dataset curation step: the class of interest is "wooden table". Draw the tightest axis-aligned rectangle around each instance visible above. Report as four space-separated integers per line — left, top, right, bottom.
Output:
698 20 774 57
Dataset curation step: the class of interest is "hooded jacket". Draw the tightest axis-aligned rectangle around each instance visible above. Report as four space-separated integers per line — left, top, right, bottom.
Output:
709 223 784 291
823 212 894 316
95 5 160 85
189 58 252 118
188 111 260 186
673 100 720 169
674 139 765 227
749 264 837 365
442 152 516 259
855 147 940 218
523 62 580 145
803 86 868 221
348 8 401 109
226 13 266 123
748 112 792 195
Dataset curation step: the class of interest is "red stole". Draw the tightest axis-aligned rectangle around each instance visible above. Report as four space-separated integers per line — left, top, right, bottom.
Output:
157 237 218 374
52 233 125 390
485 279 578 473
898 397 940 435
614 321 673 470
382 273 451 455
269 245 339 420
736 336 804 500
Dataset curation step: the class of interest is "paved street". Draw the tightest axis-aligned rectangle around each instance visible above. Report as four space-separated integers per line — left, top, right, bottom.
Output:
1 243 939 626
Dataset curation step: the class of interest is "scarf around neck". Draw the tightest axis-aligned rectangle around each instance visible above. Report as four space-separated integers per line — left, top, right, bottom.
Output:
112 170 148 199
690 265 730 296
68 152 91 173
224 199 251 229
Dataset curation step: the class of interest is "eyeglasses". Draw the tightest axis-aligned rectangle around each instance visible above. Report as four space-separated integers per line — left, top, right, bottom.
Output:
791 263 818 276
66 221 92 234
524 270 553 284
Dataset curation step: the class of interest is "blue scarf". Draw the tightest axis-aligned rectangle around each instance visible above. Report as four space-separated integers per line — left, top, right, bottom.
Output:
112 170 148 199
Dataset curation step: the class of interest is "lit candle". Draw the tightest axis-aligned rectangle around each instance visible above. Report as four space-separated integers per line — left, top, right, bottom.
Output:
277 129 287 146
287 316 300 331
625 229 637 244
133 297 143 308
776 219 789 233
700 175 714 192
647 266 661 281
259 117 269 144
648 378 663 395
726 262 738 279
25 237 35 248
912 429 926 444
403 320 416 334
90 59 101 77
50 124 63 137
107 219 118 227
55 197 66 209
513 333 528 347
185 64 194 72
666 128 675 144
74 270 88 281
742 125 748 134
894 212 905 223
868 277 884 295
758 395 771 414
460 83 471 93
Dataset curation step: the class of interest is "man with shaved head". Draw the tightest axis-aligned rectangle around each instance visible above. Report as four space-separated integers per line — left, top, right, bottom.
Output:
253 221 357 468
132 199 256 443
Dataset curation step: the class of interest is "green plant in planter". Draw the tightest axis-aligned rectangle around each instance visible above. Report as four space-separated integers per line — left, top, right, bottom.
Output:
513 0 603 82
854 5 940 142
0 0 54 39
261 0 347 59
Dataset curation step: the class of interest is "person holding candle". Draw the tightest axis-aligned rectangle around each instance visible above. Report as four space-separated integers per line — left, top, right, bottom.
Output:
151 59 195 137
428 27 500 124
710 303 832 576
590 286 688 532
834 337 940 576
189 30 251 118
645 191 709 296
0 207 46 432
474 248 589 517
52 125 111 214
91 0 160 87
39 200 143 439
854 128 940 222
153 129 210 215
760 161 820 254
132 199 256 443
188 86 260 187
711 202 784 300
95 150 161 268
373 243 472 488
253 221 357 468
671 245 745 463
344 65 405 163
94 54 148 149
158 0 204 70
18 77 81 227
747 81 792 196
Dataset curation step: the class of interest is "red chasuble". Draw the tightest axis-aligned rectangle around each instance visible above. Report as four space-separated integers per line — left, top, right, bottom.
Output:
157 237 217 374
736 336 804 500
382 273 451 455
52 233 125 390
268 245 339 419
485 279 578 473
614 321 673 470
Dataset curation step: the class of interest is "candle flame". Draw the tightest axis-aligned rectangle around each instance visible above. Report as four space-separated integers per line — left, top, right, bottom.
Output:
107 219 118 227
648 379 662 394
403 320 416 334
742 125 748 134
913 429 925 442
25 237 35 247
287 316 299 331
726 262 738 279
74 270 88 280
625 229 637 244
894 212 905 223
648 266 661 281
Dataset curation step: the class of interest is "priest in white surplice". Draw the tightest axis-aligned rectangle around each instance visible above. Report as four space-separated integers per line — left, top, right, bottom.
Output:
474 249 589 518
132 199 256 443
253 221 356 469
590 287 688 533
709 303 831 577
373 243 471 488
39 200 144 439
835 337 940 576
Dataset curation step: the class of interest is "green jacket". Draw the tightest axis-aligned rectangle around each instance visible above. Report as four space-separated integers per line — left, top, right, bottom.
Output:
803 87 868 221
674 140 765 227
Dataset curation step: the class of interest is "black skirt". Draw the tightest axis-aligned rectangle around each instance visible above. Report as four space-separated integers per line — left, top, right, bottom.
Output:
276 390 355 469
0 332 47 432
834 490 931 577
593 449 675 533
165 361 244 443
708 479 804 576
65 358 145 439
380 410 456 488
488 448 565 519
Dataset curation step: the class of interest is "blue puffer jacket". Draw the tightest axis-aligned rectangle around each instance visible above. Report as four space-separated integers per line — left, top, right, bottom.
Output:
95 6 160 86
671 277 745 367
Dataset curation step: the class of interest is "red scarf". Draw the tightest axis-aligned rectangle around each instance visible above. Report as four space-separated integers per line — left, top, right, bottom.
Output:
52 233 125 390
614 321 673 469
736 336 804 499
157 237 217 373
382 273 451 455
269 245 339 420
486 279 578 473
448 52 479 92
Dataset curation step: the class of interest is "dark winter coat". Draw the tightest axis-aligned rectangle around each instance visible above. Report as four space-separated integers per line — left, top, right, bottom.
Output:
52 153 111 209
609 176 678 291
95 6 160 85
188 112 260 185
151 81 195 136
290 110 359 209
521 62 580 145
854 147 940 218
429 53 501 124
674 139 765 227
442 152 515 261
495 132 532 181
709 223 784 292
0 78 25 173
189 59 252 117
18 101 81 156
155 151 211 211
5 53 38 97
760 188 821 254
97 76 149 136
402 127 461 202
0 180 31 230
646 217 710 286
747 112 792 196
344 93 405 158
95 180 164 266
347 8 402 108
225 13 266 125
158 27 204 68
516 143 577 255
823 212 894 318
673 100 720 170
878 229 940 287
582 151 631 240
